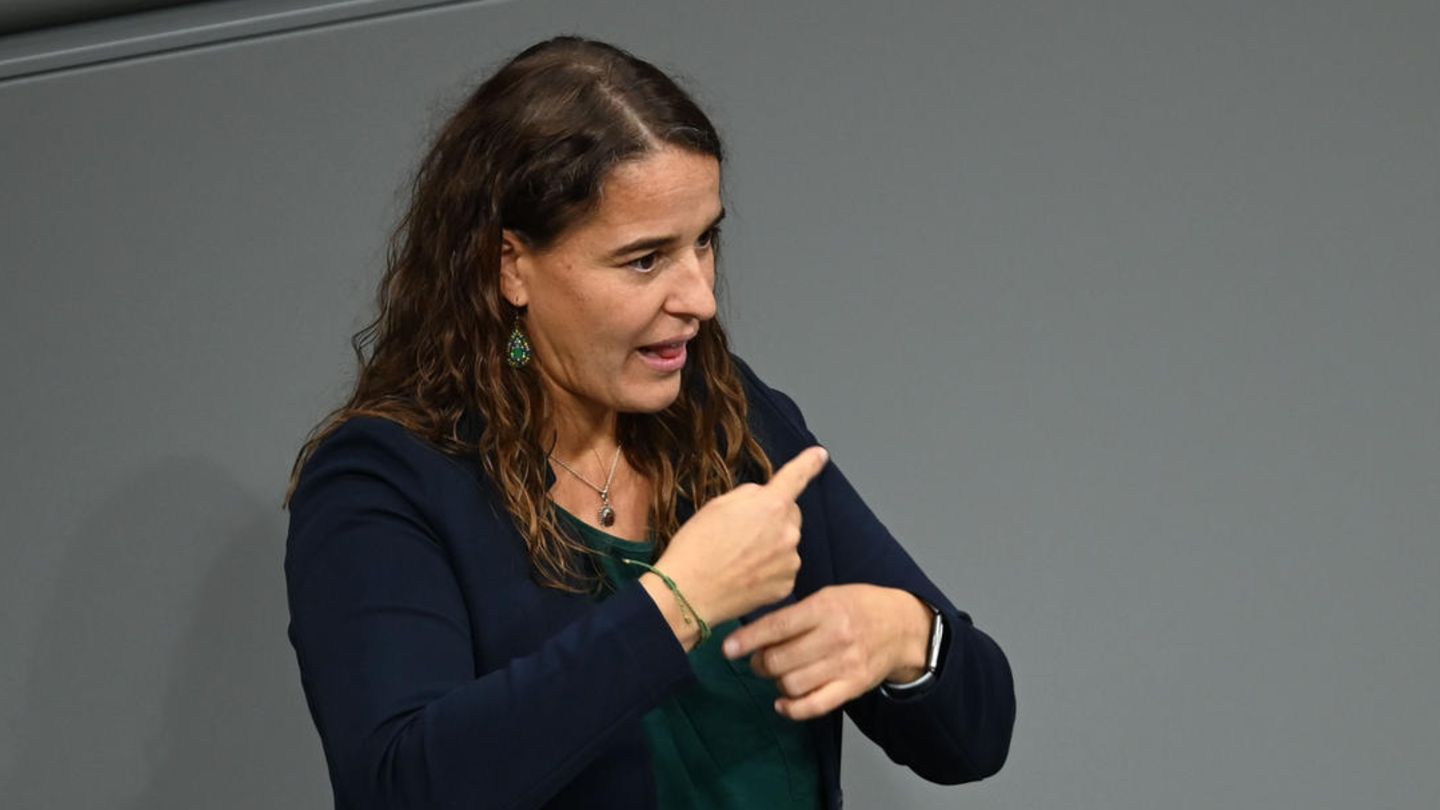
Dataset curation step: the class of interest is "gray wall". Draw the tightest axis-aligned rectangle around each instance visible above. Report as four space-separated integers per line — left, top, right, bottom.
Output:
0 1 200 36
3 1 1437 807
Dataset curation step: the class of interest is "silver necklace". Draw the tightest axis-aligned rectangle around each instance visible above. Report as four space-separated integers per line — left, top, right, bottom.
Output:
548 443 622 527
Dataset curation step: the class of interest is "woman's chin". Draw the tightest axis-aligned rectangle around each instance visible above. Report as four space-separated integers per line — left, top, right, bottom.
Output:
622 378 684 413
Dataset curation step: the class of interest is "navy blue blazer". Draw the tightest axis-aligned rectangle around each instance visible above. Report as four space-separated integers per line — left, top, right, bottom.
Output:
284 356 1015 810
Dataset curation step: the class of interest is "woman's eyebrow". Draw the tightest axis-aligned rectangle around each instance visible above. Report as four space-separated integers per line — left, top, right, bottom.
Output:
605 208 726 260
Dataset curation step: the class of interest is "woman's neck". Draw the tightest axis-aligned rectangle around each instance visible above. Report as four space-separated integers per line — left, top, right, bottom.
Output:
538 381 651 537
542 385 621 466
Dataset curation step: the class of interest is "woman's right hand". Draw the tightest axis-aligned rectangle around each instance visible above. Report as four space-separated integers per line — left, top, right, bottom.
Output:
645 446 830 643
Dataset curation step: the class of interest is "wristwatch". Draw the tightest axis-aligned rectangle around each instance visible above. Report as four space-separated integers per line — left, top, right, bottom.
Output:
879 601 946 696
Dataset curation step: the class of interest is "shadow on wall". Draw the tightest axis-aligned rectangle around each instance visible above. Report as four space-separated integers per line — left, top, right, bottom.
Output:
5 457 327 809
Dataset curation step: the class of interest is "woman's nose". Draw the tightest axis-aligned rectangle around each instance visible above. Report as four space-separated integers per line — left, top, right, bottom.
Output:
667 252 717 321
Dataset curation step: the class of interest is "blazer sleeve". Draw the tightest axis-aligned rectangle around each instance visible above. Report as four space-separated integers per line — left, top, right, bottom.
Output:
284 417 696 810
737 361 1016 784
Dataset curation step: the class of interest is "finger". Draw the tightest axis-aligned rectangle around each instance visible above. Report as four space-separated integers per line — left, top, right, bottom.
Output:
771 658 833 699
722 600 820 660
775 680 853 721
764 445 829 502
748 625 832 679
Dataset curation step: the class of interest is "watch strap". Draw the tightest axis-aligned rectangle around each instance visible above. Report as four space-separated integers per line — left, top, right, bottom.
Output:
880 602 945 694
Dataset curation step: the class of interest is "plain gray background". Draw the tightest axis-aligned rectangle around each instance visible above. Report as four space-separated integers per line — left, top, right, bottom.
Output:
0 0 194 36
3 1 1437 807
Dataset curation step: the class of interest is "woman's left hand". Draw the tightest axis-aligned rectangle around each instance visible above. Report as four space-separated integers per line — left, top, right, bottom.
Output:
722 584 935 721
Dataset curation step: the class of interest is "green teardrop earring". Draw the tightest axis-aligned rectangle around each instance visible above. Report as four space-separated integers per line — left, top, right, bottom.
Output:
505 312 533 368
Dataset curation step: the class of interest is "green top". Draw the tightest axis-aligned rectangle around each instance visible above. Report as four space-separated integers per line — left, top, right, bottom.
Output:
554 504 824 810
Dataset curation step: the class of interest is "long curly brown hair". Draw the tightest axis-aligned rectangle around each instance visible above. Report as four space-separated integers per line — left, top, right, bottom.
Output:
282 36 774 591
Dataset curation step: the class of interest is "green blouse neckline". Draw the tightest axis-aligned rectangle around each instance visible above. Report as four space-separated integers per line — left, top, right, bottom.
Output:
551 501 655 553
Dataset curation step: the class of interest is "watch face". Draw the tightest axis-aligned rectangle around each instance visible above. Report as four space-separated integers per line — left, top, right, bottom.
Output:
926 609 945 672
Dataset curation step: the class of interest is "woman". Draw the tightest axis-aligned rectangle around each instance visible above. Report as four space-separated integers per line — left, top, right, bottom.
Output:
283 35 1014 810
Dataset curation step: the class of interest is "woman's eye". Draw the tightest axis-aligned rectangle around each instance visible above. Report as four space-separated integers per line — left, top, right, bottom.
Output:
628 252 660 272
697 225 721 250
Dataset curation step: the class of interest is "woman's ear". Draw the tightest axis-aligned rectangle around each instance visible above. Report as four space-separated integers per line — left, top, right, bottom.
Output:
498 229 530 308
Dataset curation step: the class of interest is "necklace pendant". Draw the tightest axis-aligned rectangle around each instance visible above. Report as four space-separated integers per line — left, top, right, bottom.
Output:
598 504 616 527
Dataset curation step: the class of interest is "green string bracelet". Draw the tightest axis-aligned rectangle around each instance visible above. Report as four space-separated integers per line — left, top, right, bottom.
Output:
623 559 711 646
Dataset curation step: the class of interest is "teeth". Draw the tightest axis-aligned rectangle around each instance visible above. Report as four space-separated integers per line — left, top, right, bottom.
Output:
640 342 682 356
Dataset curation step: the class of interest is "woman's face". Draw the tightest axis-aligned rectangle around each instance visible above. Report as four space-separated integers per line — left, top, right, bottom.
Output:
500 145 723 419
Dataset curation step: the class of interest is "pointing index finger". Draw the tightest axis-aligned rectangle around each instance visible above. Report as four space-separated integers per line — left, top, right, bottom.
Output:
723 597 821 659
765 445 829 501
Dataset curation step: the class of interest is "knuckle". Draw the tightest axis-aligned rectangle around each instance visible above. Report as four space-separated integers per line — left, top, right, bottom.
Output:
843 646 864 669
748 652 766 676
785 525 802 547
779 674 802 697
769 614 790 636
774 577 796 600
732 482 760 498
760 649 781 674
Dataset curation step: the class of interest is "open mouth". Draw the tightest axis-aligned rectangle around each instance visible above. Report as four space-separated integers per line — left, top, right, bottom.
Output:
638 342 685 360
